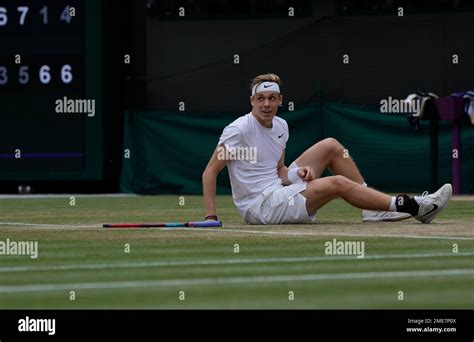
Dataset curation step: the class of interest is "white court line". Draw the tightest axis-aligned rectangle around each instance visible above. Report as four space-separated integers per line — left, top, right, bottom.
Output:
0 194 137 199
194 228 474 241
143 227 474 241
1 222 473 240
0 268 473 294
0 252 473 273
0 222 98 228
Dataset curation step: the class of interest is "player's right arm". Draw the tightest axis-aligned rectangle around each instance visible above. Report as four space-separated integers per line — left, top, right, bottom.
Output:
202 145 228 220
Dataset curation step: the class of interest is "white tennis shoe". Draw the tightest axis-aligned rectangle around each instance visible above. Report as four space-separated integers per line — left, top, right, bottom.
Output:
362 210 411 222
414 184 452 224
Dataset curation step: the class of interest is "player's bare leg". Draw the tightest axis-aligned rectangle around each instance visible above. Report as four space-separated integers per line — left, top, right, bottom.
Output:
294 138 412 222
300 176 391 215
300 176 452 224
293 138 364 183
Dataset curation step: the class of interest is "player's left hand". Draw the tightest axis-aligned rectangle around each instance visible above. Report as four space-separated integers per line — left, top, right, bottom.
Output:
298 166 315 181
204 215 219 221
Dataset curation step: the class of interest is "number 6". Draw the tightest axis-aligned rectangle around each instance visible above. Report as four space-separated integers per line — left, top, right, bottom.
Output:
0 7 7 26
39 65 51 84
61 65 73 84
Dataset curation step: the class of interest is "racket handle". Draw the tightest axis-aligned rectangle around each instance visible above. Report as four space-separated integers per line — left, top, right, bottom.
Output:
186 220 222 227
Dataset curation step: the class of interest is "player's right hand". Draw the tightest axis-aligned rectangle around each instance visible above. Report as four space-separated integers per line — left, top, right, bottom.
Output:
297 166 315 181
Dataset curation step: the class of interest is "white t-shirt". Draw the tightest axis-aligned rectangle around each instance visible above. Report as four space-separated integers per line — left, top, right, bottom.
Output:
218 112 289 218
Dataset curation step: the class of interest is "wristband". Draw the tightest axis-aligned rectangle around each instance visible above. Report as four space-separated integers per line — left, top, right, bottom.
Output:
287 168 303 184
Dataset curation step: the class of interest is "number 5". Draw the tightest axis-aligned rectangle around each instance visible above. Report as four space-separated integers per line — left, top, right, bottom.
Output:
19 66 29 84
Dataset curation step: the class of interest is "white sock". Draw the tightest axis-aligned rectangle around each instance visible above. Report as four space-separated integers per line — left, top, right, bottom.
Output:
389 197 397 211
414 196 423 205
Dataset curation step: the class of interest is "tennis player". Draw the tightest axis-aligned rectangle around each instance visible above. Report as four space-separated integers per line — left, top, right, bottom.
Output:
202 73 452 224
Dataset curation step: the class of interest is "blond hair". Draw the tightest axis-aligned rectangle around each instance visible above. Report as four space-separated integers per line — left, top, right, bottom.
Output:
250 73 282 91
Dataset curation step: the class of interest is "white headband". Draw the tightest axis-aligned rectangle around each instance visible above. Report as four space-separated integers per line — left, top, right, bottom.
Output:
252 82 280 96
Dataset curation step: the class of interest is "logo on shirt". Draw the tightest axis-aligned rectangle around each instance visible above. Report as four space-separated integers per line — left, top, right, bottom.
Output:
278 133 284 139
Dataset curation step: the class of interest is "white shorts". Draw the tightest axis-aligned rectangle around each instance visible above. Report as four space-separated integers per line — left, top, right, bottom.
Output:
244 163 317 225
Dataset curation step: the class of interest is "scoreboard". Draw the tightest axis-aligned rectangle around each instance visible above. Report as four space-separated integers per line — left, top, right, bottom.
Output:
0 0 103 181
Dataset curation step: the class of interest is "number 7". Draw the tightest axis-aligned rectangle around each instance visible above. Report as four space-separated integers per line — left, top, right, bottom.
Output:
17 6 29 25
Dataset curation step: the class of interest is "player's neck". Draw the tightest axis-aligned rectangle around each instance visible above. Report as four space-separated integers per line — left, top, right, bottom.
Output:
251 111 273 129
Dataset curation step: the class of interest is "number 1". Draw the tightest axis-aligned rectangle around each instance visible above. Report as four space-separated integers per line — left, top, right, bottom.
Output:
39 6 48 24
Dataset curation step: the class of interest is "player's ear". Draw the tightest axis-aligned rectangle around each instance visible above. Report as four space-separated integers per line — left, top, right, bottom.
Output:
279 94 283 106
250 96 254 106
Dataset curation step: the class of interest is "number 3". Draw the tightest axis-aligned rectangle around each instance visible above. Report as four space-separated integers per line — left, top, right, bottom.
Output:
0 66 8 85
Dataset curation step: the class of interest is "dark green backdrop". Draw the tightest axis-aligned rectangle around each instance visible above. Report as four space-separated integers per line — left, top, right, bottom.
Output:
121 102 474 194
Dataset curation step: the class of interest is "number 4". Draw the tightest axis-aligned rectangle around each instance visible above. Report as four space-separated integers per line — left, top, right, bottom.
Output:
60 6 72 23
